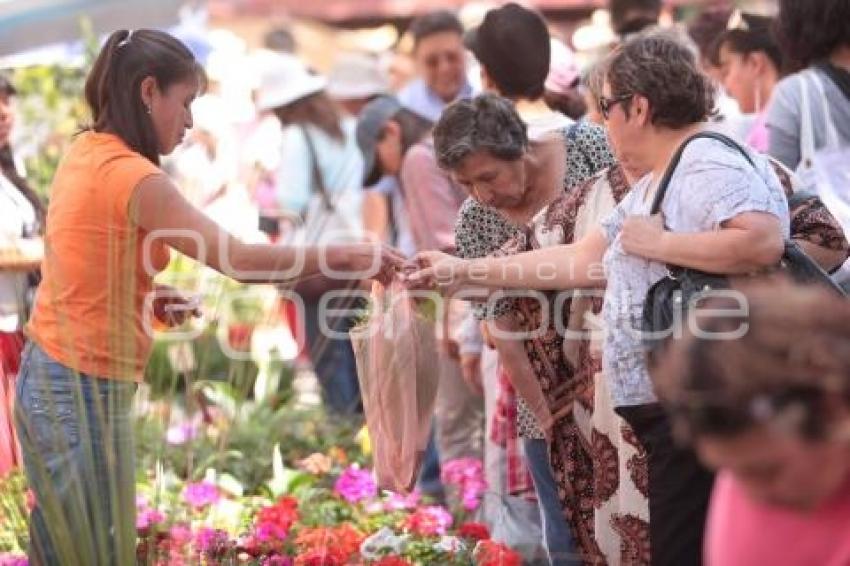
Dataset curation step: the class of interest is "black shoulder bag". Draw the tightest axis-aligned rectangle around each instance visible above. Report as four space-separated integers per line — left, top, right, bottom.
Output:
641 132 845 354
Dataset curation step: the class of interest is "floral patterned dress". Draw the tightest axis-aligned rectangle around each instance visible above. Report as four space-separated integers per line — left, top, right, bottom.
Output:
493 165 649 564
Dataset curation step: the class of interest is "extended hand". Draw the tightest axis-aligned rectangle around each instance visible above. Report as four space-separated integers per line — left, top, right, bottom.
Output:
345 243 407 286
402 250 468 294
620 213 666 260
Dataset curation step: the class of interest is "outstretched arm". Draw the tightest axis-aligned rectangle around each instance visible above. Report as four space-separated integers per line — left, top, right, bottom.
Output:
406 228 609 293
131 174 404 284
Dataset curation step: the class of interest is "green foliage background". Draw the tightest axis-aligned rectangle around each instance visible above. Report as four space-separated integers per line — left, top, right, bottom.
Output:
10 19 98 201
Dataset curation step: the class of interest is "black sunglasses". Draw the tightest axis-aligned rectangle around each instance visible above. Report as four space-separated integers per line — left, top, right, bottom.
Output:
598 93 633 120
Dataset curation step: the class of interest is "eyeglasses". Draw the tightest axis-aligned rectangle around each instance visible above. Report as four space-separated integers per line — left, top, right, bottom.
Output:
598 93 633 120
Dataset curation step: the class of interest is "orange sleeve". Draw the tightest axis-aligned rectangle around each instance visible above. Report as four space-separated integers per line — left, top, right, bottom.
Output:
99 151 163 222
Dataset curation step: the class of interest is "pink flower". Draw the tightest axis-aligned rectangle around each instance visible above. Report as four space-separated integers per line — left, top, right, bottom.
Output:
168 523 194 552
166 420 199 445
441 458 484 486
441 458 487 512
384 490 421 511
255 522 289 542
333 465 377 503
136 507 166 530
262 556 294 566
460 479 487 511
195 527 230 558
0 554 28 566
182 481 221 509
403 505 453 536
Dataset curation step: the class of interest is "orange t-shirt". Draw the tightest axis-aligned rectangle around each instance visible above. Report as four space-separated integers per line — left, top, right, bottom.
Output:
27 131 170 381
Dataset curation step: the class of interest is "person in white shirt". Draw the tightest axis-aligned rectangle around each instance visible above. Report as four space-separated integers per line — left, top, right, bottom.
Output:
0 74 44 475
255 55 366 416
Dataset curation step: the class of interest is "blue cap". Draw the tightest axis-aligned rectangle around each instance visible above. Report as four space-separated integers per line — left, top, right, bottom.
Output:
356 94 403 187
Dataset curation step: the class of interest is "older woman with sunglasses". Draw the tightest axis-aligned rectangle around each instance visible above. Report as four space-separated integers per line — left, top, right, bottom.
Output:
409 34 790 566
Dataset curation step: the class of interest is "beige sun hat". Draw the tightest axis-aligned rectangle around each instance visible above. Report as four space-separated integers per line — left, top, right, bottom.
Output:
255 53 327 111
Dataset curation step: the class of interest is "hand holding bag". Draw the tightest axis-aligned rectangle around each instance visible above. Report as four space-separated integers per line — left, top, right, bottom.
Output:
641 132 844 354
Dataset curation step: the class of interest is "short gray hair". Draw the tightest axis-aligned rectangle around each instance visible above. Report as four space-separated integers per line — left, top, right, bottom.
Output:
582 59 607 101
605 33 715 129
433 93 528 171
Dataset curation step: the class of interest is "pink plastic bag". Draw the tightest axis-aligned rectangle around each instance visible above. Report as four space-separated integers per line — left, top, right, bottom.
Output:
349 281 439 493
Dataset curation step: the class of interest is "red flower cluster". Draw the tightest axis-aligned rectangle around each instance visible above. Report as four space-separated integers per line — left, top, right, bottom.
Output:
294 524 364 564
294 546 348 566
257 496 300 536
401 506 453 536
457 522 491 542
473 540 523 566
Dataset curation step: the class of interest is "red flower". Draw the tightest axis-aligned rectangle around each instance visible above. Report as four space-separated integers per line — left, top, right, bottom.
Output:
295 524 364 559
373 557 414 566
473 540 523 566
294 546 348 566
458 522 491 541
228 323 254 351
401 506 453 536
257 496 300 535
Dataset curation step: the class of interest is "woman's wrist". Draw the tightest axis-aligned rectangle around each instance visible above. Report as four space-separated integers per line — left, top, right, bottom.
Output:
456 257 474 286
653 231 673 263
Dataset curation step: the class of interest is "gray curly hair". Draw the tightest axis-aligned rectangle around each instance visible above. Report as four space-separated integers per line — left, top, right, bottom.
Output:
432 93 529 171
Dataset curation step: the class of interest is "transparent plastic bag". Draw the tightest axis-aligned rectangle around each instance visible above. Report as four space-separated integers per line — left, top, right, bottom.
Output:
349 282 439 492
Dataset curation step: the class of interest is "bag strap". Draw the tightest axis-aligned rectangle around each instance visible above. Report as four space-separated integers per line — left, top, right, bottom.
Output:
809 70 842 149
650 131 755 215
301 126 335 213
817 62 850 102
798 73 817 169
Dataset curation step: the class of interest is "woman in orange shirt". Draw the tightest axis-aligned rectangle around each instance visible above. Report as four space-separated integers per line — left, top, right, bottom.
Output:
14 29 402 565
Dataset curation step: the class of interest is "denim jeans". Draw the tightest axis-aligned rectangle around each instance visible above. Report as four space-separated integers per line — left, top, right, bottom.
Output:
523 438 581 566
415 423 445 501
303 299 362 416
14 342 137 566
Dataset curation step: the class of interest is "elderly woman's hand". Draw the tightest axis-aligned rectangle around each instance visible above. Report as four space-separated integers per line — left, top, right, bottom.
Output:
402 250 469 294
620 213 666 260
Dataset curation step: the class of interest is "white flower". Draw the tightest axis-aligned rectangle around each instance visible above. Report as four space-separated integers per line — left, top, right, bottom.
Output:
206 498 244 533
360 527 409 560
435 535 466 554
